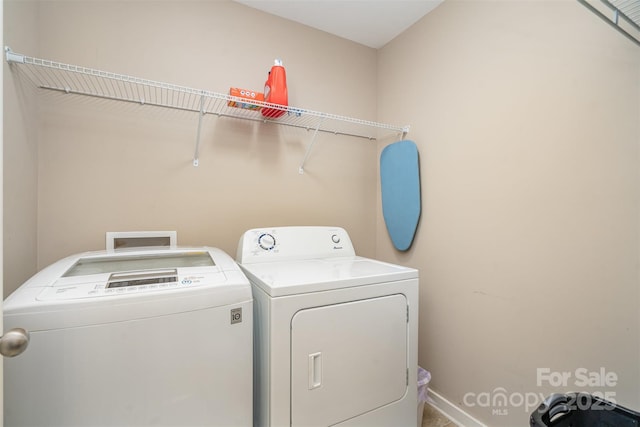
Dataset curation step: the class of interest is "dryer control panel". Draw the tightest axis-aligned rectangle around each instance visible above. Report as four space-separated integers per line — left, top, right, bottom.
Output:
237 226 356 264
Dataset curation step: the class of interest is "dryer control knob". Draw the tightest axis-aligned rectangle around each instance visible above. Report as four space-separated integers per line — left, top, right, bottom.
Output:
331 234 341 244
258 233 276 251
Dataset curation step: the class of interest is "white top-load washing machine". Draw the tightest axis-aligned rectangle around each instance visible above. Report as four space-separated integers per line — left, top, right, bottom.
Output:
236 226 419 427
4 247 252 427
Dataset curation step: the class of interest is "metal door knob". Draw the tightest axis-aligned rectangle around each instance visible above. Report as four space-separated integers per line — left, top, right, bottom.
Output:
0 328 30 357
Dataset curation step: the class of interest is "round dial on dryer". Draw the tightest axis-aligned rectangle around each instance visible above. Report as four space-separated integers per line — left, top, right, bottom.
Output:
258 233 276 251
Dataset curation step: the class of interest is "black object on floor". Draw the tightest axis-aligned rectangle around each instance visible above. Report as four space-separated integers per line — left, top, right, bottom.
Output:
530 392 640 426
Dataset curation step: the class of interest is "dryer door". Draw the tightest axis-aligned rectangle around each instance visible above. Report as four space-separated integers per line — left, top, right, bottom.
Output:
290 294 408 427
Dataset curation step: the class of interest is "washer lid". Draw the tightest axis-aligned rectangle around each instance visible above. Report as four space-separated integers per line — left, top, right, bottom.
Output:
239 256 417 297
3 247 252 330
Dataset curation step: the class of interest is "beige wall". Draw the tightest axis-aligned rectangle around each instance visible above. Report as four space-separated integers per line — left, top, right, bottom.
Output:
4 0 39 299
4 0 380 296
378 1 640 425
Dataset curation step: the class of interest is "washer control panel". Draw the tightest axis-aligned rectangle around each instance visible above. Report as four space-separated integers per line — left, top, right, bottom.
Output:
37 271 225 301
237 226 356 264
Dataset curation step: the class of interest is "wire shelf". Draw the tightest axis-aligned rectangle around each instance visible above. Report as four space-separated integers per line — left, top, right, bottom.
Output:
609 0 640 28
579 0 640 47
5 47 409 169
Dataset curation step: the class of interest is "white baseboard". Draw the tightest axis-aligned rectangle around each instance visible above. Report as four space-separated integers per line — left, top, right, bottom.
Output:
426 388 488 427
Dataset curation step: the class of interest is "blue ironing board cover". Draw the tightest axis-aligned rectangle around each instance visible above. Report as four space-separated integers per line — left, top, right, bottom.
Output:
380 140 421 251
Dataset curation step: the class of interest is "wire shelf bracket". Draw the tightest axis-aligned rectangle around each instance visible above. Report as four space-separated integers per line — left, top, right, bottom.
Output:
193 93 206 167
299 116 326 174
5 47 410 169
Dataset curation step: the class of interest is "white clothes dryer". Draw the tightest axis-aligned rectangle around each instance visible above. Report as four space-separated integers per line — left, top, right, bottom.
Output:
236 226 419 427
4 247 253 427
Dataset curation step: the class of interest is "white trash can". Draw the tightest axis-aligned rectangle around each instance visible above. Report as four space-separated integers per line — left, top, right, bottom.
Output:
417 366 431 426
